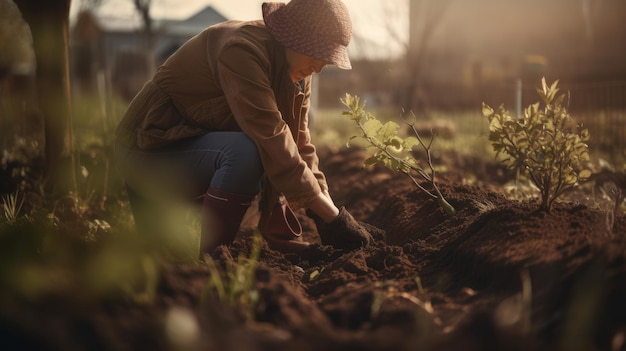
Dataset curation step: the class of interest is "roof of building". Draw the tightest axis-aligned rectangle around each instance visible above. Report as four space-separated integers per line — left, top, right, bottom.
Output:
91 5 228 34
161 5 228 37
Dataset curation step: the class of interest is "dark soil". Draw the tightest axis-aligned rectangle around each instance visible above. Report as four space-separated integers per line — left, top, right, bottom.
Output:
1 147 625 351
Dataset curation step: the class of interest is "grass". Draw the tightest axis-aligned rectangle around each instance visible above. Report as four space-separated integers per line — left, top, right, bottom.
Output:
71 90 128 150
1 191 27 225
201 232 263 320
312 106 625 170
311 107 495 164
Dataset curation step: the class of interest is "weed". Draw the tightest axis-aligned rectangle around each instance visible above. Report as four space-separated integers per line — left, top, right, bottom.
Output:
201 232 263 320
472 199 498 215
309 267 324 281
414 276 424 294
371 280 440 330
1 191 30 225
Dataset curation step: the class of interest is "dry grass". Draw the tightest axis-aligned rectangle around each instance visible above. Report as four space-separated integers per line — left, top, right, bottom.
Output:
311 108 494 160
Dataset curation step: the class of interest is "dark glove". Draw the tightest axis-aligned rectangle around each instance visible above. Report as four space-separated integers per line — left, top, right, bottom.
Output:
357 220 386 242
307 207 381 250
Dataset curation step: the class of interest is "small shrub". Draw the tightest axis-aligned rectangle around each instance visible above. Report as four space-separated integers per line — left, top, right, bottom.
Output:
482 78 592 212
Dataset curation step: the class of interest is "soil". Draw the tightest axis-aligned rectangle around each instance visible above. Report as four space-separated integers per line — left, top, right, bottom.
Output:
1 147 625 351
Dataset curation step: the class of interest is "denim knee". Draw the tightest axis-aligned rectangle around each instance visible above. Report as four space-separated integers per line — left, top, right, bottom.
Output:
211 132 263 194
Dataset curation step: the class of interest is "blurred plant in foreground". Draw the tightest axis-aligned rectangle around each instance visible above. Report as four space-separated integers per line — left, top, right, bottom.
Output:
1 191 30 225
341 93 455 216
201 232 263 320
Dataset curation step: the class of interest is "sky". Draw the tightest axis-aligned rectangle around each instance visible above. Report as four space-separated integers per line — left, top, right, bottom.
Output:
84 0 404 24
70 0 408 59
84 0 265 21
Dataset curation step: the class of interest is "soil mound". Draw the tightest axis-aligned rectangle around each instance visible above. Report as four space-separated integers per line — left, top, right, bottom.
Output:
1 147 625 351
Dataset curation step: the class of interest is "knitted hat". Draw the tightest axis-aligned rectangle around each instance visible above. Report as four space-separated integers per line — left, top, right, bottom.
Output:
262 0 352 70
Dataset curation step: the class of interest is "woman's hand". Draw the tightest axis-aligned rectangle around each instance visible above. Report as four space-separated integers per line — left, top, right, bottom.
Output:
307 206 376 250
307 191 340 223
306 191 385 250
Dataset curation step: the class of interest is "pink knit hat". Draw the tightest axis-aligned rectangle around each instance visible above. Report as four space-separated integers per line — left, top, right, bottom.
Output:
262 0 352 70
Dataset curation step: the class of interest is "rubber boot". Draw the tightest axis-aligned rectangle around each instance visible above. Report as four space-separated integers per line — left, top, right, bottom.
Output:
200 188 255 259
262 201 311 252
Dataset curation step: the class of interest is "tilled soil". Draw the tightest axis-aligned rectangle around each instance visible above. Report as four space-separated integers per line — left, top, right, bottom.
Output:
1 147 625 351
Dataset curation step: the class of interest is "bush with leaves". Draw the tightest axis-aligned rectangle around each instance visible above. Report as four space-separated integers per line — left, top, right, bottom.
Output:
341 93 455 215
482 78 592 212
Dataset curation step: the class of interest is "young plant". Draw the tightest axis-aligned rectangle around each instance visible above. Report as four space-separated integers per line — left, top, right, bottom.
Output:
482 78 592 212
341 93 455 215
1 191 29 225
201 232 263 320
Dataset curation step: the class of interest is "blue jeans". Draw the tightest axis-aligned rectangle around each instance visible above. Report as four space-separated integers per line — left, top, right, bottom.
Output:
115 132 264 201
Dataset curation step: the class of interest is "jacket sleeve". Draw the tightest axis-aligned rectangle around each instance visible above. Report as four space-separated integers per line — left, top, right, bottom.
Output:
297 79 328 194
215 43 322 208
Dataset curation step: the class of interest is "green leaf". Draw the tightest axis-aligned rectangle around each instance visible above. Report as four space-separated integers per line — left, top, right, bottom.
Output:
363 156 379 168
309 270 321 280
482 103 494 117
403 137 419 149
489 117 503 131
578 169 592 179
389 136 402 149
363 119 383 136
541 77 548 94
379 121 400 139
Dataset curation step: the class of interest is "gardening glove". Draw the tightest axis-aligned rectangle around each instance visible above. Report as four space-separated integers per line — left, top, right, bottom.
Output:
307 207 382 250
357 220 386 242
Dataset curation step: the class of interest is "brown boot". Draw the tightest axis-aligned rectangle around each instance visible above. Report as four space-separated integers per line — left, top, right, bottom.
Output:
200 188 255 259
262 201 311 252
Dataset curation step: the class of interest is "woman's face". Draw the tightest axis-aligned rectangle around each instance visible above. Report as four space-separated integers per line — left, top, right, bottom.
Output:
285 48 327 83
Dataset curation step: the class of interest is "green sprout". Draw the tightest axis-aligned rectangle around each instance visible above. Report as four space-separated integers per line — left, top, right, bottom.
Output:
201 232 263 320
482 78 592 212
341 93 455 216
1 191 29 225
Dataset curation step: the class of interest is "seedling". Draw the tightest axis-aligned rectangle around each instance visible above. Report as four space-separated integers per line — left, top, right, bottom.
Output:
482 78 592 212
201 232 263 320
1 191 29 225
342 93 455 215
370 280 439 328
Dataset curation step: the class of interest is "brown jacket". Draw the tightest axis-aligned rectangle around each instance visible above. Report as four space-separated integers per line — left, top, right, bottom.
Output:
115 20 327 210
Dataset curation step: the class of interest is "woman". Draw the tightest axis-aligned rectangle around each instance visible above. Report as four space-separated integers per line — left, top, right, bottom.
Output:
115 0 380 258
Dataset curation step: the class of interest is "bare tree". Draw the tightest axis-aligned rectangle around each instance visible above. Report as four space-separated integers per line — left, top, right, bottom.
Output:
77 0 104 11
133 0 155 73
368 0 453 113
403 0 454 114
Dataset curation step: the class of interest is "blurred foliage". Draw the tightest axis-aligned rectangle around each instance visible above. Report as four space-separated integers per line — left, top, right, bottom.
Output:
201 232 263 321
0 88 168 302
72 90 127 150
0 0 35 74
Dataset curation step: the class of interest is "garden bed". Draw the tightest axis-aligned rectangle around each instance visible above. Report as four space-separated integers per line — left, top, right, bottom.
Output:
1 147 625 351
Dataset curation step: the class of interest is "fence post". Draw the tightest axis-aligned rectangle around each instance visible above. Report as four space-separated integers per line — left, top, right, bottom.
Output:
515 78 523 117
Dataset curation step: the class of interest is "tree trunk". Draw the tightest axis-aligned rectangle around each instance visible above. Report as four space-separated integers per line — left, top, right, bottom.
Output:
13 0 75 195
403 0 453 114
